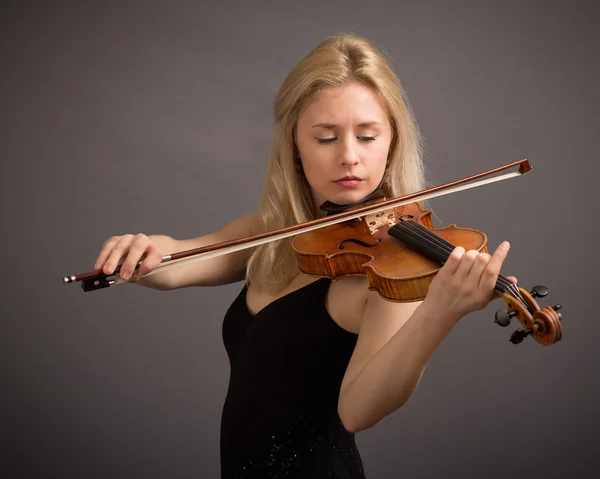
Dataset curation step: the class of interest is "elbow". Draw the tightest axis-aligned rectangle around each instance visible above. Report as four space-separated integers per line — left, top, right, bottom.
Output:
338 401 375 434
338 395 414 434
339 415 362 434
339 414 375 434
343 421 370 434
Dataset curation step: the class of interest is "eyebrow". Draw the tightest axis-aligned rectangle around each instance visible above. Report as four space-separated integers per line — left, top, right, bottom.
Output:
311 121 383 129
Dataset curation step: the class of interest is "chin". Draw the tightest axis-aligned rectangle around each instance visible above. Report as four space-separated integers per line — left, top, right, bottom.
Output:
313 182 376 208
328 188 372 205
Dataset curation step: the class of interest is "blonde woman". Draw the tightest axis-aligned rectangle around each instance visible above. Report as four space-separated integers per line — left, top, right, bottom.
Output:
94 34 513 478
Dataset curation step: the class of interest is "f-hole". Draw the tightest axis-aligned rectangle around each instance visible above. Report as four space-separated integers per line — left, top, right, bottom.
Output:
338 238 382 249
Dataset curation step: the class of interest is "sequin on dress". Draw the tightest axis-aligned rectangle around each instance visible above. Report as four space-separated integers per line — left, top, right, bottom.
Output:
221 278 366 478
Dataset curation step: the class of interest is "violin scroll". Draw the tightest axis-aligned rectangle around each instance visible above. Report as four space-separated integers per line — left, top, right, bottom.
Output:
494 285 563 346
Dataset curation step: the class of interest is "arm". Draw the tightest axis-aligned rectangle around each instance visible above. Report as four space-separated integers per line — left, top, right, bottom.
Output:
95 213 260 291
337 296 454 433
338 242 513 433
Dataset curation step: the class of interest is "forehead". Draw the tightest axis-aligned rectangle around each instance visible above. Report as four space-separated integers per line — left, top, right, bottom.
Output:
299 83 388 125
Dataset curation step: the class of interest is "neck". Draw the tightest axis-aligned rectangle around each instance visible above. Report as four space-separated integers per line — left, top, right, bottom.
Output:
318 188 386 217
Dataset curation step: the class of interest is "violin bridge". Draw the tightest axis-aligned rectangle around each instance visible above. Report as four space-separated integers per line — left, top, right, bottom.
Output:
365 208 397 235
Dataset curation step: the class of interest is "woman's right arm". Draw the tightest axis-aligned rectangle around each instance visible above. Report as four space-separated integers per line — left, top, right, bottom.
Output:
94 213 260 291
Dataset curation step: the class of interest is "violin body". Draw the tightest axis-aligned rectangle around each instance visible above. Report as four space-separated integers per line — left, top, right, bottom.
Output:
292 202 488 302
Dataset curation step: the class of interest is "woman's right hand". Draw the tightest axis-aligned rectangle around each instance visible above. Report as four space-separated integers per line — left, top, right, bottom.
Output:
94 234 165 281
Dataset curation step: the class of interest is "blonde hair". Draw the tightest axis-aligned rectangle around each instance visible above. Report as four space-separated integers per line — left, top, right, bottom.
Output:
246 33 425 292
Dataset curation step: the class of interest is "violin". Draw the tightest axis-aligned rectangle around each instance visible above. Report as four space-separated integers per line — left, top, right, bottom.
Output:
63 159 563 346
294 200 562 346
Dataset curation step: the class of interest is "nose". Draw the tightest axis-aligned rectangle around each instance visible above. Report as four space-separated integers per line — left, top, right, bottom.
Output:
340 136 359 166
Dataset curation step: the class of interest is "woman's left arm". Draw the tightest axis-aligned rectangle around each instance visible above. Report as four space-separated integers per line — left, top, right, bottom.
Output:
338 242 512 433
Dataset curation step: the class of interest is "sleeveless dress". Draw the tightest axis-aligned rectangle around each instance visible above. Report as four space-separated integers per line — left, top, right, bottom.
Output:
220 278 367 478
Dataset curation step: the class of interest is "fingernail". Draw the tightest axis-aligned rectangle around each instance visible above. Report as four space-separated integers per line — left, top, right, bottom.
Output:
501 241 510 249
122 270 130 280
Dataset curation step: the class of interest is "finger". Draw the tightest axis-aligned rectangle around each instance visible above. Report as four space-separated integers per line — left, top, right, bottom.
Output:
488 241 510 271
120 235 152 280
506 275 517 284
480 241 510 293
440 246 465 276
137 244 164 276
94 237 120 270
453 249 479 280
103 234 135 275
469 251 491 286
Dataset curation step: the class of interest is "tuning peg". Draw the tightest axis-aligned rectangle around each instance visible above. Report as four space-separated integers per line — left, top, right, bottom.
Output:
530 285 549 298
509 328 533 344
494 309 518 327
552 304 562 312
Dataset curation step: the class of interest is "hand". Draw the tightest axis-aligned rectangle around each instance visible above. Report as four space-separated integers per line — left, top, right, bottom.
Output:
93 234 164 281
423 241 516 323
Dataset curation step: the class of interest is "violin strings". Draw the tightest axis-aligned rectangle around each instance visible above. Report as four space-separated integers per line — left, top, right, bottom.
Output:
400 221 529 310
401 220 518 296
388 219 530 312
405 220 529 310
398 220 528 309
400 220 517 295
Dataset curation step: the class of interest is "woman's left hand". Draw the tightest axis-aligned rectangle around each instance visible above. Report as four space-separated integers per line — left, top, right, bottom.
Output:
423 241 517 323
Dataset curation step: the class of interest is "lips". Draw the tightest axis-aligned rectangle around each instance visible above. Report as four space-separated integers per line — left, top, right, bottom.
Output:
334 176 363 188
335 176 363 182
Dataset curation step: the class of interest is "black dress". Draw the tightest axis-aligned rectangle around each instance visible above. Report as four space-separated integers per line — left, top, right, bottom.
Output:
220 278 366 478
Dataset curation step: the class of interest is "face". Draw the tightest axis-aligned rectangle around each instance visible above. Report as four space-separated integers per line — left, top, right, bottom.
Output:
295 82 393 216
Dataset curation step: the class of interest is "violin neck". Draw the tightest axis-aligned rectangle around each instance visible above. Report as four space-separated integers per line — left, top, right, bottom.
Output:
388 220 511 293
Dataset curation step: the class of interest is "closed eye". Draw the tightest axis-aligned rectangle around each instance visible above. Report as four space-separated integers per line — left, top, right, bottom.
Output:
316 136 378 144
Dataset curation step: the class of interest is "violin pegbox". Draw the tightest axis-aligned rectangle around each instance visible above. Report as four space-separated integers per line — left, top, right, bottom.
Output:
494 285 563 346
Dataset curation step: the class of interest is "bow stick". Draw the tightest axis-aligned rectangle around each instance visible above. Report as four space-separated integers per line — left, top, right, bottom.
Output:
63 159 532 292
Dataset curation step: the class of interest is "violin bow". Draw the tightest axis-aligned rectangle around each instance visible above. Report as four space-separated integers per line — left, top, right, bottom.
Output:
63 159 532 292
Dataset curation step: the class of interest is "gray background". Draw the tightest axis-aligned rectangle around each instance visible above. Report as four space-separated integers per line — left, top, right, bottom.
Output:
2 0 598 477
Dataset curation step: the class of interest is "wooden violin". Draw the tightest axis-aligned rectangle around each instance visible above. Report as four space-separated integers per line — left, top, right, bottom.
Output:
294 199 562 346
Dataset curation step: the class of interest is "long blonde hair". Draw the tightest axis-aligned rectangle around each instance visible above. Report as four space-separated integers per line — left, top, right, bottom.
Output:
246 33 425 292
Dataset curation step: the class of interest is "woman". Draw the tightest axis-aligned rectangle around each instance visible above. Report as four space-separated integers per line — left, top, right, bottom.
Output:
94 34 513 478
